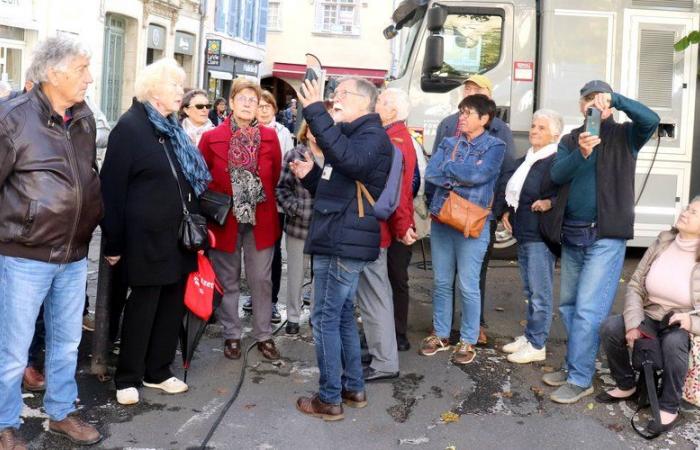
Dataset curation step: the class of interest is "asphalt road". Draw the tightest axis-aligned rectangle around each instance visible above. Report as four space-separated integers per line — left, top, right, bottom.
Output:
18 238 700 450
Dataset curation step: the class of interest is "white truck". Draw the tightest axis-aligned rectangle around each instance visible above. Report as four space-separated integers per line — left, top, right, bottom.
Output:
385 0 699 256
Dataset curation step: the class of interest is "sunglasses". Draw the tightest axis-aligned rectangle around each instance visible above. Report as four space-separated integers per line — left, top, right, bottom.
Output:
189 104 212 110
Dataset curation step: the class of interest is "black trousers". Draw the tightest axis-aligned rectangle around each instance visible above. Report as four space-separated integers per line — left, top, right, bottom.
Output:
115 278 186 389
388 239 413 337
109 259 129 342
451 219 497 330
601 314 690 413
271 212 285 304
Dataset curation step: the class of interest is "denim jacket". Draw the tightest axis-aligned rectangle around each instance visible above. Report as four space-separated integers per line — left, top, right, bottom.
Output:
426 131 505 219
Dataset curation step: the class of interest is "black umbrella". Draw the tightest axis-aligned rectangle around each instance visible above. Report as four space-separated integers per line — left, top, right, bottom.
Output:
180 287 223 383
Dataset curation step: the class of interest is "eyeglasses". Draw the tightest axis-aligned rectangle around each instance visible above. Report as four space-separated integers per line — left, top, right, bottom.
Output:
332 89 367 100
258 104 273 111
459 108 480 117
189 104 211 110
234 95 259 105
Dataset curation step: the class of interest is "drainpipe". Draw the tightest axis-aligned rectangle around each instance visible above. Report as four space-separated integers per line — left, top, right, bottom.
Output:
199 0 209 89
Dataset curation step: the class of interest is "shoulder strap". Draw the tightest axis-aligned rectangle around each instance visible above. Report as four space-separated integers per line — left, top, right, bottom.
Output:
631 364 662 440
160 138 189 215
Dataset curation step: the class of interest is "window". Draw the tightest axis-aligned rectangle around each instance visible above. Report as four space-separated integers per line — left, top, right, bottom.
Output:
243 0 255 41
434 13 503 78
214 0 225 32
315 0 359 35
267 1 281 31
227 0 241 37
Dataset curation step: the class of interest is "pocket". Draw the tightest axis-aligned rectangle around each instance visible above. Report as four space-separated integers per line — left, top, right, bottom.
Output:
20 200 38 238
310 198 347 245
143 224 179 262
561 224 597 247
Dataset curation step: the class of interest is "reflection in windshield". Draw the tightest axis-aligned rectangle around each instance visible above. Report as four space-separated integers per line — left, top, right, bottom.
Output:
396 7 426 79
439 14 503 78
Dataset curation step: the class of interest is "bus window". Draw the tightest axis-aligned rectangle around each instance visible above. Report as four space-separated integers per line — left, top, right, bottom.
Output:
434 13 503 78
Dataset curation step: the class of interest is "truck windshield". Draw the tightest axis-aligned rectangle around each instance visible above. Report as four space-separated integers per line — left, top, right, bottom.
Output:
435 13 503 78
396 7 426 79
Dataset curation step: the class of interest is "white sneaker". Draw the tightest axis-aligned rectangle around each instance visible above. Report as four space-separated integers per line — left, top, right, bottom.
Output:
143 377 189 394
116 387 139 405
502 335 528 354
507 342 546 364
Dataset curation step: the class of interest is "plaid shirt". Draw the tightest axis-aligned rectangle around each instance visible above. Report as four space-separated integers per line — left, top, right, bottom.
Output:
275 144 318 240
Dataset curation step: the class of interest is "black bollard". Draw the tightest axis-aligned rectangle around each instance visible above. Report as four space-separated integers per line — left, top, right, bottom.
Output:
91 233 112 381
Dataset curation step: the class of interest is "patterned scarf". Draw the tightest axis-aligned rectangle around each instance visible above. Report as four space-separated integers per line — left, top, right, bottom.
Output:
228 120 266 225
144 102 211 196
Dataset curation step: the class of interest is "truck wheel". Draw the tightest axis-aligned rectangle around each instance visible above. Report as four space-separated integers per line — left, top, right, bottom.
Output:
492 220 518 260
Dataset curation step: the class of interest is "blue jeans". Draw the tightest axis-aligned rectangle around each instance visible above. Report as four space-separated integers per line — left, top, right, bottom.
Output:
0 255 87 429
430 220 491 344
559 238 626 388
518 241 556 350
311 255 368 404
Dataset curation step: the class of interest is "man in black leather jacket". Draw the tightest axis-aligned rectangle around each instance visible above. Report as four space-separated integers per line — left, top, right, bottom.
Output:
0 36 103 448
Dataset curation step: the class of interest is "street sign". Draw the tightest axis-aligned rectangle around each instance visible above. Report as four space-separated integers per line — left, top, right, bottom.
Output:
206 39 222 66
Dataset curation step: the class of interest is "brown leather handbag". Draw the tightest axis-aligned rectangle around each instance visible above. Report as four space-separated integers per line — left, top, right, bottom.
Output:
436 142 491 238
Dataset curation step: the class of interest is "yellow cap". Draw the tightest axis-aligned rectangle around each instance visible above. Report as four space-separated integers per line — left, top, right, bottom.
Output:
464 74 493 95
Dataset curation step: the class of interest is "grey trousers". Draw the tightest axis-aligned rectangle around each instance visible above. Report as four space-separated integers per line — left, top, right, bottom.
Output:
356 248 399 373
210 226 273 342
285 234 310 323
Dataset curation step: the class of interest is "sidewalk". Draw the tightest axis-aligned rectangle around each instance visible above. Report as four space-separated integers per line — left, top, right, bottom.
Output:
20 239 700 449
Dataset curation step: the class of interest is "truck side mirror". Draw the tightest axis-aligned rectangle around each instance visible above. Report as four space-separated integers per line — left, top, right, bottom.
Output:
422 35 444 74
425 5 447 32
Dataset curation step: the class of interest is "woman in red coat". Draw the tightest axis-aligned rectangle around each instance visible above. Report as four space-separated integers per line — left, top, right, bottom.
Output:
198 79 282 361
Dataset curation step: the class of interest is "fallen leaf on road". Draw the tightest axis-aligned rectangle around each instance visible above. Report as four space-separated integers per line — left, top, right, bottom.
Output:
586 402 595 410
440 411 460 423
607 423 624 432
502 391 513 398
541 366 555 373
519 320 527 327
619 278 626 283
398 437 430 445
495 307 505 312
530 386 545 398
446 446 457 450
244 404 256 410
215 388 230 395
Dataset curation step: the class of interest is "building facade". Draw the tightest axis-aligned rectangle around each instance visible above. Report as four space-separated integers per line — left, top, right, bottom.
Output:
203 0 269 102
261 0 394 108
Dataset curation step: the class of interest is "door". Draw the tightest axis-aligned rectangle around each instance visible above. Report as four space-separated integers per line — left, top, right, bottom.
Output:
101 15 126 124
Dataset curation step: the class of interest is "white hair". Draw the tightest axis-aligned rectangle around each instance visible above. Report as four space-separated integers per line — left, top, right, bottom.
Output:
134 58 186 102
382 88 411 121
337 76 378 112
26 36 91 83
533 108 564 138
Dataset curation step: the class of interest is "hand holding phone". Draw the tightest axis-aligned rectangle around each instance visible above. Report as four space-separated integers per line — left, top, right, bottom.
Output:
584 107 601 137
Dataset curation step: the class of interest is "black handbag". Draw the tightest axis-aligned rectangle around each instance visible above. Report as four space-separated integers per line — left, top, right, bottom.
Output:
199 189 232 226
160 139 209 252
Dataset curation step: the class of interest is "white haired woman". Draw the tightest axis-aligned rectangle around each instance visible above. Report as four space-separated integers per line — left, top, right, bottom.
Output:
101 58 212 405
501 109 563 363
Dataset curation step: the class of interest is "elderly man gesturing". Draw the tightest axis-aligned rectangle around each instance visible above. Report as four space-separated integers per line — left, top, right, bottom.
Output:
0 37 103 448
290 77 393 421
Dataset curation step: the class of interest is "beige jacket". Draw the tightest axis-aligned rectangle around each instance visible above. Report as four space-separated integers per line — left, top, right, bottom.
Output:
624 229 700 335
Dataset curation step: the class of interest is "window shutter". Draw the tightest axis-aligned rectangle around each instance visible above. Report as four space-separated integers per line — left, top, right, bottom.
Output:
631 0 693 9
215 0 226 32
257 0 268 44
227 0 238 36
637 29 675 108
243 0 254 41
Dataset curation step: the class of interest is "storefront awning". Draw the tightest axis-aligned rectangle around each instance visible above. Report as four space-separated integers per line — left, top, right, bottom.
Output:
272 63 387 86
209 70 233 80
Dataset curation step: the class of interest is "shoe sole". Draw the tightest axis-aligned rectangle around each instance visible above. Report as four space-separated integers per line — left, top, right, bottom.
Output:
23 383 46 392
507 354 546 364
419 345 451 356
342 398 368 408
48 428 102 445
271 318 282 324
364 373 399 383
550 386 594 404
502 345 526 354
451 354 476 365
82 325 95 332
542 377 568 387
116 397 139 405
142 382 188 394
295 403 344 421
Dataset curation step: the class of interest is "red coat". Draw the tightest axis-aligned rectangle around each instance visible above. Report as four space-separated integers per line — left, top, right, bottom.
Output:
380 122 416 247
198 118 282 252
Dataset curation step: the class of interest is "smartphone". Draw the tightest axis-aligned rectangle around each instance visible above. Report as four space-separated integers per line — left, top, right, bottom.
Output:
584 107 601 137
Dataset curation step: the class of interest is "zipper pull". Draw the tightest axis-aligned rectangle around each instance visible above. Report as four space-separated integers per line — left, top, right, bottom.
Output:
188 193 192 202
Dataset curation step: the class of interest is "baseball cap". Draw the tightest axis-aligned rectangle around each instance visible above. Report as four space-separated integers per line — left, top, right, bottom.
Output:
580 80 613 98
464 74 493 95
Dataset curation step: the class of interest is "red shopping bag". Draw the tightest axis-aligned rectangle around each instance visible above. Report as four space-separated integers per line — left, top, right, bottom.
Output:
185 251 219 321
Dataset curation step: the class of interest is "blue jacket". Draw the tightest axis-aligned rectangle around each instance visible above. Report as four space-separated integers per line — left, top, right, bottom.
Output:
300 102 392 261
509 155 557 244
426 131 506 220
429 113 516 218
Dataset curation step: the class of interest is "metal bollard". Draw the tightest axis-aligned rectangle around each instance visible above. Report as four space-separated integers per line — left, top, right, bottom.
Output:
91 233 112 381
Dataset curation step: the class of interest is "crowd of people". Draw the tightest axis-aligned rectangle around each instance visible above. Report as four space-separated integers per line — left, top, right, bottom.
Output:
0 34 697 449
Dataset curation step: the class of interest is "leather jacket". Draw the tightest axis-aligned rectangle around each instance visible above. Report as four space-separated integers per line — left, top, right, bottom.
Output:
0 87 103 263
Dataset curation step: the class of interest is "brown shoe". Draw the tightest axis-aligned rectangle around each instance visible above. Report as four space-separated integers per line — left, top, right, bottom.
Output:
341 389 367 408
0 428 27 450
296 394 344 421
419 334 451 356
257 339 280 360
22 366 45 392
48 414 102 445
224 339 241 360
477 327 488 346
452 341 476 365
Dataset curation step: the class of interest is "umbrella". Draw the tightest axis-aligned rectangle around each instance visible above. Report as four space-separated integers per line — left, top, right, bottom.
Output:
180 288 222 383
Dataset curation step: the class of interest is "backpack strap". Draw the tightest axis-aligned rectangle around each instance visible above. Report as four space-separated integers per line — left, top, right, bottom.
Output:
356 181 376 218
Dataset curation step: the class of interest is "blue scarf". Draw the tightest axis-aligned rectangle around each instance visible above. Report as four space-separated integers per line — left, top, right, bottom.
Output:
144 102 211 196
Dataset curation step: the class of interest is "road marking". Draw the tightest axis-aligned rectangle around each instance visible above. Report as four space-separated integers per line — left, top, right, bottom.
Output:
175 398 225 437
